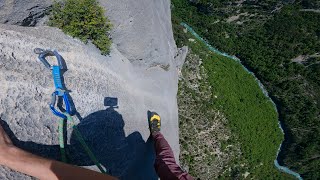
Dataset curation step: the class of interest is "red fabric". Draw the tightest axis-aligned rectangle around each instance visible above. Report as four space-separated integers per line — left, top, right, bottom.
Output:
152 132 194 180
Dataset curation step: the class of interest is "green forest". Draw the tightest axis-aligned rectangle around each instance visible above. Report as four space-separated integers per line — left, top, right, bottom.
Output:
176 25 286 178
172 0 320 179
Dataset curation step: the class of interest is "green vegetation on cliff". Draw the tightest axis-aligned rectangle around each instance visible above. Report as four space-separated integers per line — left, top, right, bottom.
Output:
174 15 286 179
49 0 112 55
173 0 320 178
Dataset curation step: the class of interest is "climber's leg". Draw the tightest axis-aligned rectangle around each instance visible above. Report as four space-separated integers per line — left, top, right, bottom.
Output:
152 132 193 180
148 112 193 180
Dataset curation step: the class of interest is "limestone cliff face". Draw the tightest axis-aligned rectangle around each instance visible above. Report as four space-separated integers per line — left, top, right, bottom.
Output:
0 0 185 179
0 0 51 26
100 0 177 66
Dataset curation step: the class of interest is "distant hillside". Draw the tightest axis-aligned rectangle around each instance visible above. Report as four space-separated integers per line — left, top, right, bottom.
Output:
172 0 320 179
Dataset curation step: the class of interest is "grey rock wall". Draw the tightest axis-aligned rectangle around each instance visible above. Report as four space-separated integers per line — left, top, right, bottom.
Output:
0 0 52 26
99 0 177 67
0 0 184 179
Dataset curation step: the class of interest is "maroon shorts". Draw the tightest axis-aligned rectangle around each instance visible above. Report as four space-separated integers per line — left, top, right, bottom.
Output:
153 132 194 180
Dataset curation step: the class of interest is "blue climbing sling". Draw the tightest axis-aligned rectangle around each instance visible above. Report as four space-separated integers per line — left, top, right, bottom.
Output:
34 48 107 174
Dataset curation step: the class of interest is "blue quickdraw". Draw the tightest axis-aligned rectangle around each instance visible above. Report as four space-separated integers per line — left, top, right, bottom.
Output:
34 48 108 173
34 48 71 119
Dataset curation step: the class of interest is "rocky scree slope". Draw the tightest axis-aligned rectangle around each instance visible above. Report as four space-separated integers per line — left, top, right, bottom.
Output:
0 0 186 179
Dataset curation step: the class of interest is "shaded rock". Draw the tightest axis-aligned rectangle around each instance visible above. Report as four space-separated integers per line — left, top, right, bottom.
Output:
0 0 52 26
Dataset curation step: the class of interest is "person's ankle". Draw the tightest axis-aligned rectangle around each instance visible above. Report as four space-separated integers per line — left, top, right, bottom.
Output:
151 131 160 137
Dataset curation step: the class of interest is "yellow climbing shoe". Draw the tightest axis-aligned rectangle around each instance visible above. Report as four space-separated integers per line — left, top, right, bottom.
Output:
149 112 161 134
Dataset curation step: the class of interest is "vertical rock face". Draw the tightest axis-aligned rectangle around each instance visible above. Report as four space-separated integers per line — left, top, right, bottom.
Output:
0 0 52 26
0 0 183 179
98 0 177 66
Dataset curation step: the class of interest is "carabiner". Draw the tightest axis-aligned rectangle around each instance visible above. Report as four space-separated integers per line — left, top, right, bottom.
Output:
35 48 72 119
34 48 64 70
50 90 72 119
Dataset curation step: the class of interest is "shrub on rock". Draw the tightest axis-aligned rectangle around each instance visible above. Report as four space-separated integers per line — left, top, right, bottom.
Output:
49 0 112 55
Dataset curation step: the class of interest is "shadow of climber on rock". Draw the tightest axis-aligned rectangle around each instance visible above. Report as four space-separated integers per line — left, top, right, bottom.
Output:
67 105 157 179
0 97 157 180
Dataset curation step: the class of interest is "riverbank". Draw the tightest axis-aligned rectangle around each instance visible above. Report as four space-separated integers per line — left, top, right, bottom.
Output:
180 22 302 180
172 1 320 177
175 18 296 178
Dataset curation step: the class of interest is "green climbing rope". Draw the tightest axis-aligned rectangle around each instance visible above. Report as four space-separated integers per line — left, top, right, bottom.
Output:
63 113 107 174
59 118 67 163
